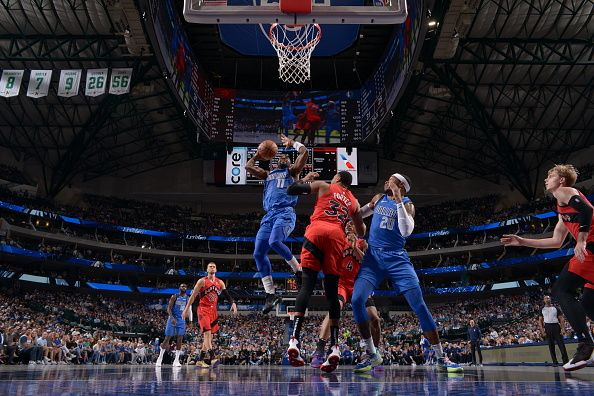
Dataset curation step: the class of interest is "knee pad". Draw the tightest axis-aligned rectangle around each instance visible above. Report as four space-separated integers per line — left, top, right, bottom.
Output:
403 286 436 332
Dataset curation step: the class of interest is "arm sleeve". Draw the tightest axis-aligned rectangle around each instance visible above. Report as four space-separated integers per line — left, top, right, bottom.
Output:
567 195 593 232
221 289 235 304
396 202 415 237
287 182 312 195
359 203 374 218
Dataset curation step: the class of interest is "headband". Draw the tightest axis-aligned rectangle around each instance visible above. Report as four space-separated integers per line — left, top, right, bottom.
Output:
391 173 411 193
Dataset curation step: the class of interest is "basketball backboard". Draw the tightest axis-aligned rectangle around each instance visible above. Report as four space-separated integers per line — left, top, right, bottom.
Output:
183 0 407 25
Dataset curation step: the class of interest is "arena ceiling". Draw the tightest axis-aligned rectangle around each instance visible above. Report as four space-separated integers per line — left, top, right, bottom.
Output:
0 0 197 196
383 0 594 199
0 0 592 200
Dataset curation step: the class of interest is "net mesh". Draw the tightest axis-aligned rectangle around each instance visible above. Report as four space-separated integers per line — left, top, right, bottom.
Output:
268 23 322 84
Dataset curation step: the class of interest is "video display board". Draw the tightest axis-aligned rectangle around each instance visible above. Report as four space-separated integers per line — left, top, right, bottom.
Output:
225 146 358 185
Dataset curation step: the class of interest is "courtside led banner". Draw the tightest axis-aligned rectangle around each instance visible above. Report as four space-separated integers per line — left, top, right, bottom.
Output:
226 147 247 185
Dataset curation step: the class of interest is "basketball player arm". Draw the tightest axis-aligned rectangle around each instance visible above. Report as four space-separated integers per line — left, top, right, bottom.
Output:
183 279 204 320
287 180 328 195
167 295 177 325
245 152 268 180
219 280 237 314
351 203 367 239
562 188 593 261
282 136 308 178
360 194 383 219
501 217 569 249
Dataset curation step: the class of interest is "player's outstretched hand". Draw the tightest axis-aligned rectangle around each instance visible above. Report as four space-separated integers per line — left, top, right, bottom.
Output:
280 134 294 149
500 234 523 246
230 302 238 314
182 308 189 321
302 171 319 182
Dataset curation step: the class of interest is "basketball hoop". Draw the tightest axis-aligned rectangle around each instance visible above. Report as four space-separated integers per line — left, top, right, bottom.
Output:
268 23 322 84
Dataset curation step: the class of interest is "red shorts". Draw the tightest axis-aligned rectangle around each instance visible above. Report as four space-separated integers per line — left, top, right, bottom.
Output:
337 283 353 304
301 223 346 276
568 254 594 285
198 306 219 334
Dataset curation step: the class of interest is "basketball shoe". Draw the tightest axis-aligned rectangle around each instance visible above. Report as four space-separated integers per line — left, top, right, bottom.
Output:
262 293 282 314
196 360 209 368
320 346 341 373
563 342 594 371
310 351 325 369
354 352 382 373
287 336 305 367
437 357 463 373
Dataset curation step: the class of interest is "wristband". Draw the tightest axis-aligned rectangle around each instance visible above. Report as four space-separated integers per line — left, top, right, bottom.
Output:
293 141 305 151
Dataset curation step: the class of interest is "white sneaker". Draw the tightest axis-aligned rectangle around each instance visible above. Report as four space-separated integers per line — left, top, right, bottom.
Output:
320 346 341 373
287 336 304 367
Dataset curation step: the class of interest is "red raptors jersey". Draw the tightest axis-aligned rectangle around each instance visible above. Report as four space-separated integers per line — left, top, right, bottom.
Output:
309 184 358 229
556 191 594 243
198 276 223 309
340 244 361 290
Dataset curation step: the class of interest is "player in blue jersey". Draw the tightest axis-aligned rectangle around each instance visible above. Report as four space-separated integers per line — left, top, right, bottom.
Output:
281 98 298 136
156 283 188 367
351 173 463 373
245 134 311 314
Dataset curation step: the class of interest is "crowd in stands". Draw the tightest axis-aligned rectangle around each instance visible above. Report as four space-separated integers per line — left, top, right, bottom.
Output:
3 183 593 247
2 287 593 367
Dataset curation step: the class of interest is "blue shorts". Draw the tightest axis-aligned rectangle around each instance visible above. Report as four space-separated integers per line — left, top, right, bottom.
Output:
165 317 186 337
357 246 419 294
256 207 296 241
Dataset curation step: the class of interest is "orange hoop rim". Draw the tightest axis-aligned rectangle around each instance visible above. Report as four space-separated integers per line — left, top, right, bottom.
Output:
268 23 322 51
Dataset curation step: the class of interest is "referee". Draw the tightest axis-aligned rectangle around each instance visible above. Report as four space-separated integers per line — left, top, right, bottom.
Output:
539 295 569 366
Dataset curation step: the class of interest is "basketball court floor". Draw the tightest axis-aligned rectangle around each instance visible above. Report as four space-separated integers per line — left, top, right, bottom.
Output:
0 365 592 395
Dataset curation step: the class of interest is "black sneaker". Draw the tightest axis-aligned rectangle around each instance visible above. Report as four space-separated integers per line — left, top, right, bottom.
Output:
563 342 594 372
262 293 282 314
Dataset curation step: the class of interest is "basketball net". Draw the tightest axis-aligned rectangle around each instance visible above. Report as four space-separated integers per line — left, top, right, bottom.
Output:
268 23 322 84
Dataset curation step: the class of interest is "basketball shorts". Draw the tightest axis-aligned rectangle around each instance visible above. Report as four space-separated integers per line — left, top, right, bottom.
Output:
165 317 186 337
568 248 594 285
198 306 219 334
256 207 296 241
337 282 375 307
357 246 419 294
301 223 345 276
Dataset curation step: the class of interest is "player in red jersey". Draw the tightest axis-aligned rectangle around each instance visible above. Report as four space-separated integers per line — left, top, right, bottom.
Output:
502 164 594 371
310 221 381 369
285 170 366 372
183 262 238 368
